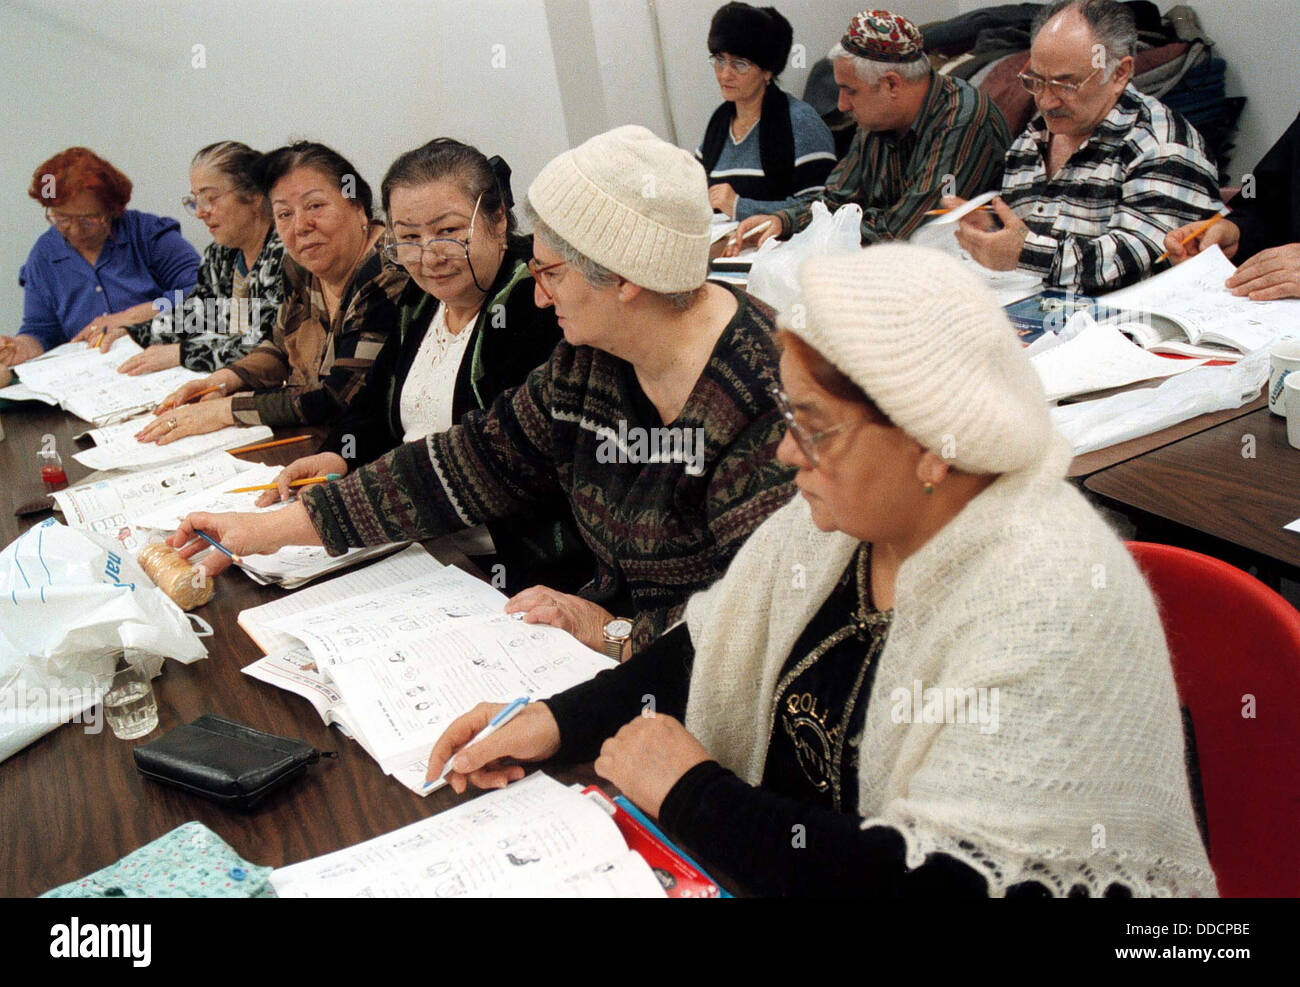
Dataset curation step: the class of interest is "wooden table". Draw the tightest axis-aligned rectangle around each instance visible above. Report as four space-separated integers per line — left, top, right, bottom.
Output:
0 401 632 898
1085 408 1300 576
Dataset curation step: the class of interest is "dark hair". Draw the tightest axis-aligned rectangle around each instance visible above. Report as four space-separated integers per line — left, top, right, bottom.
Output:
380 138 520 246
777 330 892 424
707 3 794 77
1031 0 1137 72
28 147 132 215
191 141 269 216
255 140 374 218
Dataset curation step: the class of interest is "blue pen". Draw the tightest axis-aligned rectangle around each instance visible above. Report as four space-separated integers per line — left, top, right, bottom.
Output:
195 530 241 564
426 696 531 788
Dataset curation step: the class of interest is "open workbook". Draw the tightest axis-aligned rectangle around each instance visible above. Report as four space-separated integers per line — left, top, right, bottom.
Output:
1100 244 1300 356
238 547 616 795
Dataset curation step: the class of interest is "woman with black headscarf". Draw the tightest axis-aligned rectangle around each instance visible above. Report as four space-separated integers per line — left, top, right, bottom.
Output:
695 3 838 221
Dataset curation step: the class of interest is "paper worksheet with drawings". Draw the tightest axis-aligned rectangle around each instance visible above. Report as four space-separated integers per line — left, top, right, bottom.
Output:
270 772 665 898
73 415 273 470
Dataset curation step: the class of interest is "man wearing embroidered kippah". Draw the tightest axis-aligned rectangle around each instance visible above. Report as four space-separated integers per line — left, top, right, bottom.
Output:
950 0 1222 292
726 9 1011 252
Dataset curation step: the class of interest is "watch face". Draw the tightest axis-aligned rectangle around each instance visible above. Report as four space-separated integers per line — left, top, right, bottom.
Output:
605 618 633 639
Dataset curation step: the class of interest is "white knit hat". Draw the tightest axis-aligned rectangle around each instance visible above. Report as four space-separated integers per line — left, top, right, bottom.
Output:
780 244 1052 474
526 125 712 293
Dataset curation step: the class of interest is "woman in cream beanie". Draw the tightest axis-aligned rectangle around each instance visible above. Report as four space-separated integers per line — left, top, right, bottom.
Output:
429 243 1215 898
169 125 797 665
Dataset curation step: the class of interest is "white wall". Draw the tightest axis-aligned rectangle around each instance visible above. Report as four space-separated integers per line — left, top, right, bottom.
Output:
3 0 1294 338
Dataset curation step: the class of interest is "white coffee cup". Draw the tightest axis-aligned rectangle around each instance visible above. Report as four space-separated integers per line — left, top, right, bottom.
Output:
1286 373 1300 450
1268 339 1300 416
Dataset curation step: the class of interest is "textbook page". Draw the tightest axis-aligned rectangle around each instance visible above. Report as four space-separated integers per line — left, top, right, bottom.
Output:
237 545 444 654
270 772 665 898
129 463 402 585
13 337 204 425
1102 245 1300 352
50 452 253 552
72 416 273 470
1030 314 1207 401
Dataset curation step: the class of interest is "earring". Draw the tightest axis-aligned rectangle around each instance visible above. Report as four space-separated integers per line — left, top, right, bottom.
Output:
922 481 934 494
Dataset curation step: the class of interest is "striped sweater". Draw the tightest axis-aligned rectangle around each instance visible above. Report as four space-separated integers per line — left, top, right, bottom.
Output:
302 286 796 652
772 73 1011 243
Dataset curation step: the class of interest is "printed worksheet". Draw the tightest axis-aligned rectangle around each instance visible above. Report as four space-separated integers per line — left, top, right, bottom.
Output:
1103 245 1300 352
14 337 204 424
270 773 665 898
72 415 273 470
51 452 253 552
1030 315 1207 401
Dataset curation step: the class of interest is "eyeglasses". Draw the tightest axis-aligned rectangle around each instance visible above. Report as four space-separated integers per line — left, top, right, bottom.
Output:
44 208 109 231
708 54 756 75
383 193 482 265
527 258 569 301
181 187 242 215
770 384 865 467
1016 66 1102 98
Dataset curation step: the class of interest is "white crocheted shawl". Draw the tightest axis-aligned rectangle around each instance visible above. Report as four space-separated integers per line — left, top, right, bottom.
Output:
683 436 1217 897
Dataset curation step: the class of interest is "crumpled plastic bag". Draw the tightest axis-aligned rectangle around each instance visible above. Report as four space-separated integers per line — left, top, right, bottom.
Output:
1051 350 1269 454
745 202 864 313
0 519 208 763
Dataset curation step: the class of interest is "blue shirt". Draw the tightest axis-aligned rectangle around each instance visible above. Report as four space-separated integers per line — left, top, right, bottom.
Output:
18 209 201 351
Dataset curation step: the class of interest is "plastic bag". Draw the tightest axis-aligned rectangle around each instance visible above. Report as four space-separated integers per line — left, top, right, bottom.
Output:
1051 350 1269 455
0 519 208 763
745 202 864 313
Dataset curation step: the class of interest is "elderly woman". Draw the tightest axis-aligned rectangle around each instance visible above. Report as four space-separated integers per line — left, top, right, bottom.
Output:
697 3 837 221
89 142 286 376
138 142 406 444
262 138 588 593
2 147 200 367
169 125 795 658
428 244 1216 898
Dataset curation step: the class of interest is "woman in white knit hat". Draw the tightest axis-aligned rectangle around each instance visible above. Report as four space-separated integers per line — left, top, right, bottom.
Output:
171 125 795 660
429 243 1216 898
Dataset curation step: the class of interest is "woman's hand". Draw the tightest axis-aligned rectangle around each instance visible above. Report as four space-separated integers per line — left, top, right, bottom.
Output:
722 213 779 257
154 368 239 413
708 183 739 219
595 713 712 819
168 503 321 577
118 343 181 375
72 321 131 352
504 585 614 652
427 701 562 793
134 397 234 444
255 452 349 506
0 334 43 367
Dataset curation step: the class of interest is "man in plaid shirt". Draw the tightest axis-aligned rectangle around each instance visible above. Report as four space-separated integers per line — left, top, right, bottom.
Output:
953 0 1222 293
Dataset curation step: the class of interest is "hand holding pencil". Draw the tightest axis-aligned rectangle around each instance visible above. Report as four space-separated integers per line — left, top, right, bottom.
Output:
1160 212 1236 265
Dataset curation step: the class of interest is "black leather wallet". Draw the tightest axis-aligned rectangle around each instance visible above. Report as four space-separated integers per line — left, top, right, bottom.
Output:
133 715 335 810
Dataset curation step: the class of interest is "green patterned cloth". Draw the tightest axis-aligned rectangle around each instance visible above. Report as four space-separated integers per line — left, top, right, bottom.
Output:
41 822 275 898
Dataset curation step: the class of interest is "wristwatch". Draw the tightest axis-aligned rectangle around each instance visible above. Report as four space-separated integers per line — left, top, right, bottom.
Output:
602 617 634 662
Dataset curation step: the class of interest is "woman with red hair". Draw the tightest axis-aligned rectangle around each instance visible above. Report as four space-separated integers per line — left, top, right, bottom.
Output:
1 147 200 366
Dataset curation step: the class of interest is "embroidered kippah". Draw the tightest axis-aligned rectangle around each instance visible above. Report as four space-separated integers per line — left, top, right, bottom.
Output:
841 9 925 64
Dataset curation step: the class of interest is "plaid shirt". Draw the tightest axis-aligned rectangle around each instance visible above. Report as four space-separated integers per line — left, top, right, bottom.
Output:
773 73 1011 243
1003 85 1222 293
229 225 407 427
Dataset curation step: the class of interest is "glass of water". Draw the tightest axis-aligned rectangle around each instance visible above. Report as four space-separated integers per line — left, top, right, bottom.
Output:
103 658 159 740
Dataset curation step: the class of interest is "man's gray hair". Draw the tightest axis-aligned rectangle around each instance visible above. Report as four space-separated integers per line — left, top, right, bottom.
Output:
1031 0 1137 79
521 202 702 311
827 41 931 86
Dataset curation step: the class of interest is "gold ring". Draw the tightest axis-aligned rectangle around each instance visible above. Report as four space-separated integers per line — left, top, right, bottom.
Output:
167 418 178 430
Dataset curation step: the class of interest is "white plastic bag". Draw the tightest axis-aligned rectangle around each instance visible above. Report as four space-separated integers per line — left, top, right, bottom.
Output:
0 519 208 762
745 202 864 313
1051 350 1269 455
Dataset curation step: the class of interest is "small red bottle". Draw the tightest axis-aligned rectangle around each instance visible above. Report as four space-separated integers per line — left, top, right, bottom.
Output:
38 448 68 491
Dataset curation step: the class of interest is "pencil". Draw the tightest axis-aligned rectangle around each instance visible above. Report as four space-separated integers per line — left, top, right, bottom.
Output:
226 473 341 494
1155 213 1227 263
93 329 106 349
924 205 996 216
195 530 242 564
728 220 773 246
224 435 312 456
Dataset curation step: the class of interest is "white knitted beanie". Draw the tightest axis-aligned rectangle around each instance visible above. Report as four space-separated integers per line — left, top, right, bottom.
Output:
781 244 1053 474
526 125 712 293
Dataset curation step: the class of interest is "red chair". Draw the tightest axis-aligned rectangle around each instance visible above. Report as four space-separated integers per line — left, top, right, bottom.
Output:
1127 541 1300 897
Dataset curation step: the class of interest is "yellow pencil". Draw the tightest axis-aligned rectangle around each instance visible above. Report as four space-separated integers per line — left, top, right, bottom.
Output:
93 328 106 349
924 205 996 216
225 435 313 456
1156 213 1227 263
227 473 340 494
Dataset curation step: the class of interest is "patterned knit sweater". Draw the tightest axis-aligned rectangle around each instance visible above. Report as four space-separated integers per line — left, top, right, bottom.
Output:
302 286 795 651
